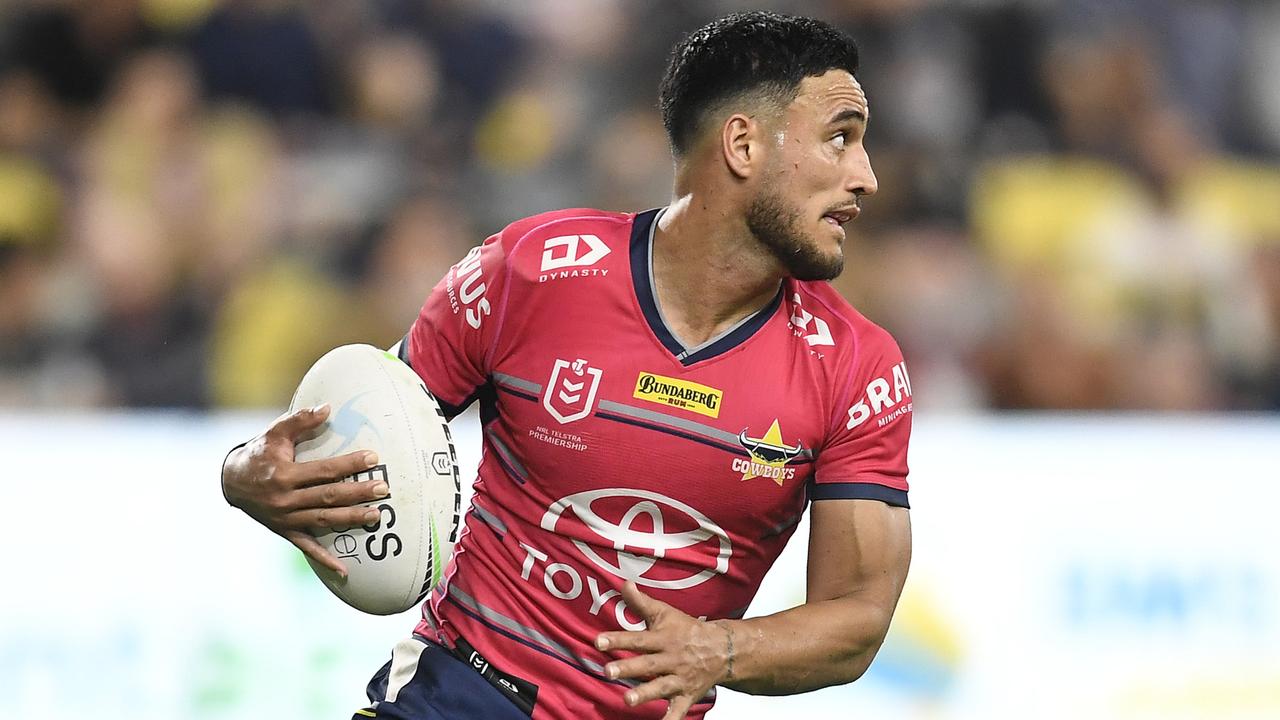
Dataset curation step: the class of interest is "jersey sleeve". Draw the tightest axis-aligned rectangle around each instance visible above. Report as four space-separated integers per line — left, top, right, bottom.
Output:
404 228 512 417
810 331 913 508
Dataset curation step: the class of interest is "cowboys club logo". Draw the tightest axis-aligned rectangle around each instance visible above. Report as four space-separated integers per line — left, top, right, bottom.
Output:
542 358 603 424
734 420 804 485
541 488 732 590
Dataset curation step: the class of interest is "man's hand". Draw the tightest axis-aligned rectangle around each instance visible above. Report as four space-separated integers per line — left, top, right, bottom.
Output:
222 404 389 576
595 582 732 720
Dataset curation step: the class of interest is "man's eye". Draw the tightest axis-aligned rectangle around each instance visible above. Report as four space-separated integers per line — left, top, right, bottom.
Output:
830 132 847 149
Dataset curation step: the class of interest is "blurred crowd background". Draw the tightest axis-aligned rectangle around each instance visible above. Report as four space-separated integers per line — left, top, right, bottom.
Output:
1 0 1278 411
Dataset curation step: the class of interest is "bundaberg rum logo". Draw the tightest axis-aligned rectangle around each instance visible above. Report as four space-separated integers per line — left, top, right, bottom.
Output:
632 373 723 418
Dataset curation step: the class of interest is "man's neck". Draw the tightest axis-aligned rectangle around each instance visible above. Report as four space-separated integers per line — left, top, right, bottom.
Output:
650 193 786 349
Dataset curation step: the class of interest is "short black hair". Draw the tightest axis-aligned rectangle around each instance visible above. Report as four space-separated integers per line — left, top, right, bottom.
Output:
659 11 860 157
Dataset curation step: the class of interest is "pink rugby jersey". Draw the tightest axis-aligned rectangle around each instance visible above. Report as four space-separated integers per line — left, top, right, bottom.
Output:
403 207 912 719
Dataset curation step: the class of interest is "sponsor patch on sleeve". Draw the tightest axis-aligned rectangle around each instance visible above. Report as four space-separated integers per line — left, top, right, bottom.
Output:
846 361 913 430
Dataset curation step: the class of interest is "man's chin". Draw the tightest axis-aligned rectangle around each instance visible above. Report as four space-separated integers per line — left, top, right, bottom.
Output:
785 248 843 281
746 195 844 281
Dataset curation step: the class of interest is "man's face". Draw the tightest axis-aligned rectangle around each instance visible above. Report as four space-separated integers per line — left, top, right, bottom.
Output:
747 70 877 281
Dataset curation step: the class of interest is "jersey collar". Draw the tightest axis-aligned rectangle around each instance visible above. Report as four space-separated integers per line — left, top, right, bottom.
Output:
630 207 784 366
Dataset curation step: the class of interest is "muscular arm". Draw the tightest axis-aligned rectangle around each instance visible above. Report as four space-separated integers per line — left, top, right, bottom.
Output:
598 498 911 716
721 498 912 694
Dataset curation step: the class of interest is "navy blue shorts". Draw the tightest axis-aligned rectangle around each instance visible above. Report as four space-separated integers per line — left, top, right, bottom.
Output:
352 636 535 720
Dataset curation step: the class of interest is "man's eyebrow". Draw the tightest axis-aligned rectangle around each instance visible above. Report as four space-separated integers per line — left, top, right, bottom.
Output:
829 107 868 125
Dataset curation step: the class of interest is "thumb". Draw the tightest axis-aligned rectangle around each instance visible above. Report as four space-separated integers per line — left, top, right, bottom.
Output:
620 581 670 623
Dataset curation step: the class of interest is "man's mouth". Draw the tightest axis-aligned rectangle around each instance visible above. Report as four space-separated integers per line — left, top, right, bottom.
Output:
823 206 858 225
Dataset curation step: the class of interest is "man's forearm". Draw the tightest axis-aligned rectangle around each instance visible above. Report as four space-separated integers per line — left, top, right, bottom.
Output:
713 593 894 695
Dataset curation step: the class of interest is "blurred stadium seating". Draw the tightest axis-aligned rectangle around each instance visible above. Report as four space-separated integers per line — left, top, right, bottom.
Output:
1 0 1277 411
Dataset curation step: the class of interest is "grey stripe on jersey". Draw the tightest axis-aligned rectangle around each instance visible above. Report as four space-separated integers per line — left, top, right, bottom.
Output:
469 502 509 535
761 512 804 540
494 370 814 461
485 427 529 481
445 585 716 703
597 398 816 460
597 399 740 445
495 370 738 450
447 585 631 684
493 372 541 394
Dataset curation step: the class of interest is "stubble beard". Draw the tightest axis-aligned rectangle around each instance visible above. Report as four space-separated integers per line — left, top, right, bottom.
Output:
745 187 844 282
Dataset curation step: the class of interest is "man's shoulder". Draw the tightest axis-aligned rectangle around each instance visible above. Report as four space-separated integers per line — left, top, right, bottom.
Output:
485 208 637 288
788 279 900 356
495 207 636 249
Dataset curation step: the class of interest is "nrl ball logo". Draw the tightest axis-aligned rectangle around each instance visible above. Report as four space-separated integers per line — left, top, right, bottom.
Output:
542 358 603 424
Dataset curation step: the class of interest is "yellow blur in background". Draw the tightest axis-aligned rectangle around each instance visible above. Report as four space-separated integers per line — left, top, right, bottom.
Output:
0 0 1277 412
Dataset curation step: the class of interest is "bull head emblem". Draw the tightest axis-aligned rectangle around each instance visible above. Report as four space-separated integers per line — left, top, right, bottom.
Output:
737 423 804 464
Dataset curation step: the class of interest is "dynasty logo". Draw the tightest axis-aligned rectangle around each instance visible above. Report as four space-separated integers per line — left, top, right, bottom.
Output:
632 373 722 418
734 420 804 486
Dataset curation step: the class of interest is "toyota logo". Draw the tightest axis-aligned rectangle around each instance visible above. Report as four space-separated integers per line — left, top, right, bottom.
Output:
541 488 732 590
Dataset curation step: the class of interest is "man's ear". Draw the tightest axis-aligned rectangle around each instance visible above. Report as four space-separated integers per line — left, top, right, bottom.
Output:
721 113 762 180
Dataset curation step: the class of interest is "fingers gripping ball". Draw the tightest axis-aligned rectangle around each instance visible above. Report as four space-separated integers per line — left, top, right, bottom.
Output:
289 344 461 615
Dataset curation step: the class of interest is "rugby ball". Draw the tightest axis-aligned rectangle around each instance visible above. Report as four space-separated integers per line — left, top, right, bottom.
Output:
288 344 460 615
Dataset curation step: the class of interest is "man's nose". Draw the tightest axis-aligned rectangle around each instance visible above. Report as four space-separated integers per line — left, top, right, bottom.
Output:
847 146 878 197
